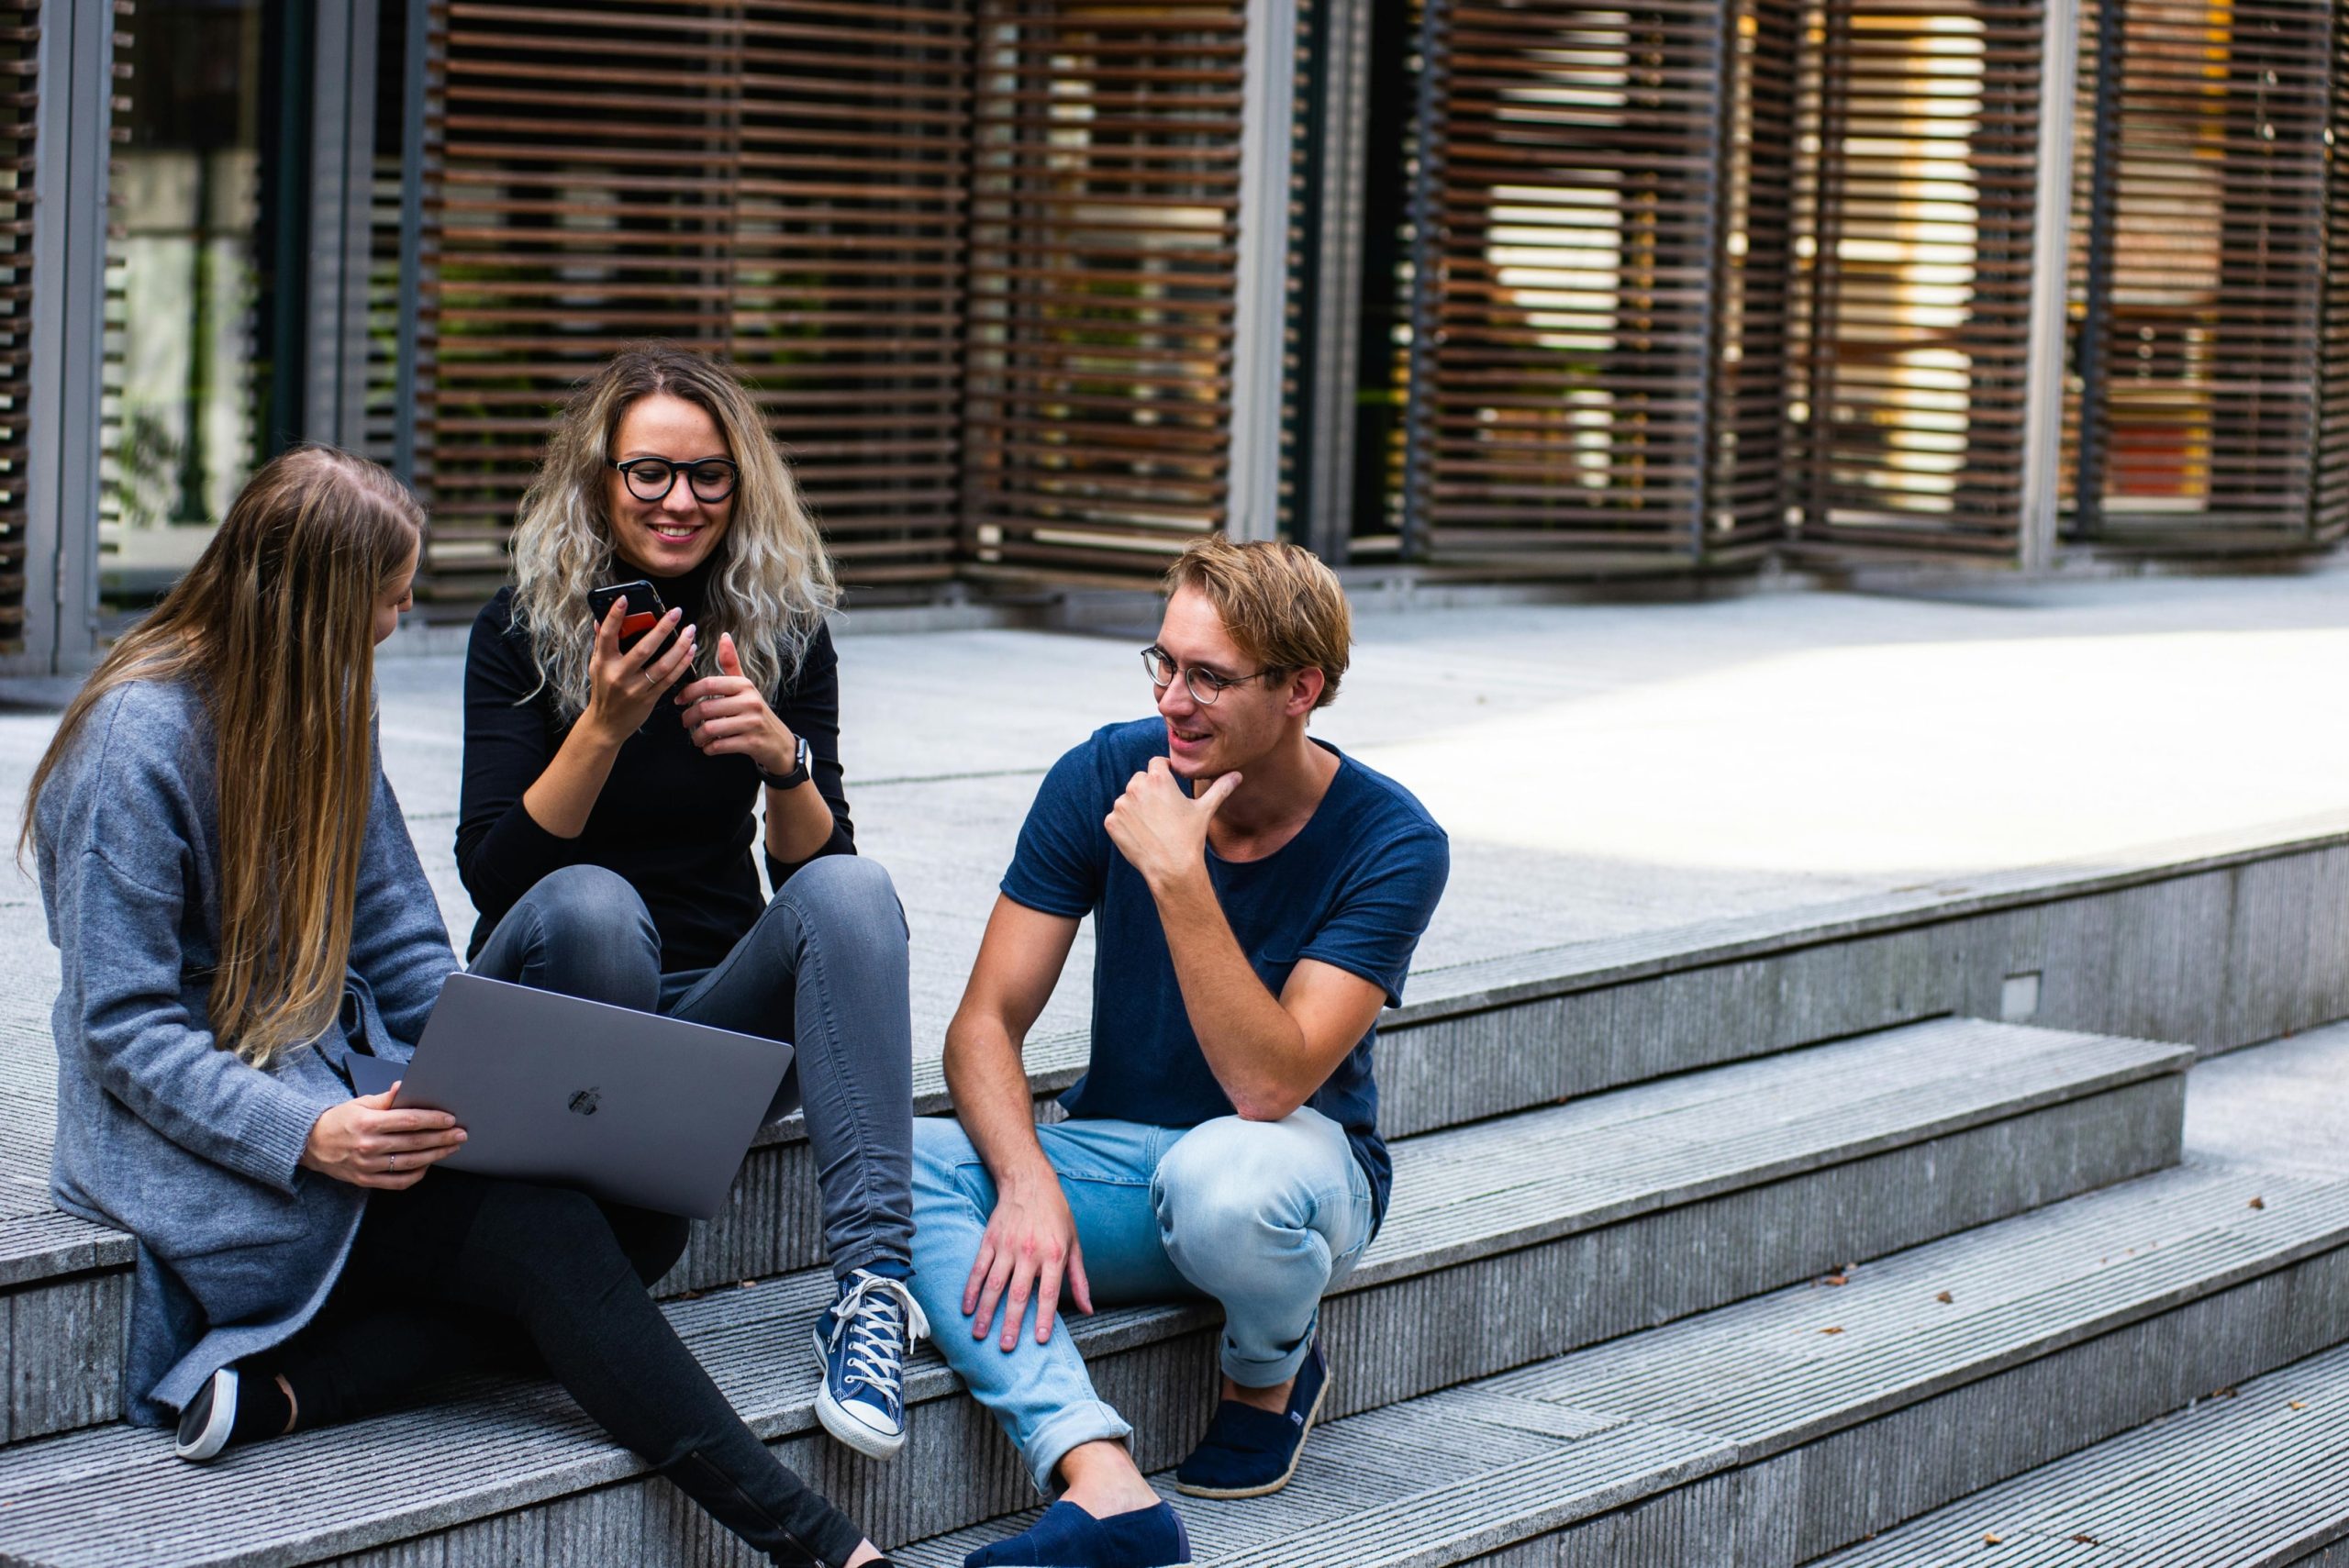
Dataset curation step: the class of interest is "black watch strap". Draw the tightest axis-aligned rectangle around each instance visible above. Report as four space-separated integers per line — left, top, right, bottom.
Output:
759 734 813 792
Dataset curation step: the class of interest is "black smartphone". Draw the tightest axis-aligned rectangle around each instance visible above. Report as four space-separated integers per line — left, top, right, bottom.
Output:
587 579 666 639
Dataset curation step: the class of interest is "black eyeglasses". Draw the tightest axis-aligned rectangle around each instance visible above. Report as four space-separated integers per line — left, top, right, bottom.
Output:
611 456 740 503
1141 644 1279 706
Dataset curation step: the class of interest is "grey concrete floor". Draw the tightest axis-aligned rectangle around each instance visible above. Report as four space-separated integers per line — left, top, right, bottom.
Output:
6 566 2349 1065
2184 1021 2349 1180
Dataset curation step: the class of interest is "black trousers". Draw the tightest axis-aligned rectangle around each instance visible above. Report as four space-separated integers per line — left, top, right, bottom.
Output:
264 1170 863 1568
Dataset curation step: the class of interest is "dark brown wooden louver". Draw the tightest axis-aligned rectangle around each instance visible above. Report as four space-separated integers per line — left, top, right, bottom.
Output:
2321 0 2349 539
1403 0 1753 571
0 0 31 653
1712 0 1804 551
957 0 1245 584
417 0 971 597
2067 0 2340 550
1790 0 2045 554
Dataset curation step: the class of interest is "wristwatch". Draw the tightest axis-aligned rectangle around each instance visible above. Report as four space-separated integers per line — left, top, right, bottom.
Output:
759 734 813 792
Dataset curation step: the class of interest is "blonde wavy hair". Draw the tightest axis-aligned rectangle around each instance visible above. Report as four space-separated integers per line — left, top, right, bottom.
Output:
23 447 423 1069
508 344 837 719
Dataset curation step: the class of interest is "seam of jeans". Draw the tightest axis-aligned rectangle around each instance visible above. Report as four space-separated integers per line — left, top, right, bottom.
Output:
675 1451 822 1563
513 895 550 989
1043 1124 1163 1190
774 882 886 1261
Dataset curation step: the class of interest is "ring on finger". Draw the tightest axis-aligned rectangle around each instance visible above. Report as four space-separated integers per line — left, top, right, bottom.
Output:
387 1153 399 1171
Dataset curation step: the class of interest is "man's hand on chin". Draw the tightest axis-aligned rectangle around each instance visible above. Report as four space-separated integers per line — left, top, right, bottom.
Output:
1105 756 1240 891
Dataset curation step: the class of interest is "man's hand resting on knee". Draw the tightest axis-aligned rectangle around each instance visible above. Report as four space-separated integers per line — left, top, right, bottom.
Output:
963 1173 1094 1350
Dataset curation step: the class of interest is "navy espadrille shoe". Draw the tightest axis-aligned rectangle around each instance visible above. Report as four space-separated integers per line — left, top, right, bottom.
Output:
962 1500 1191 1567
1172 1335 1330 1499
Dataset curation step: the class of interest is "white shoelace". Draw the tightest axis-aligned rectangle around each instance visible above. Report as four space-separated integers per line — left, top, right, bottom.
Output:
825 1271 931 1407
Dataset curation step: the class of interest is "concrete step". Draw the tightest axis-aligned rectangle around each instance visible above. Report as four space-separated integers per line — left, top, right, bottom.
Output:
0 1019 2187 1563
896 1160 2349 1567
0 955 1954 1451
21 796 2321 1452
6 788 2345 1444
0 1000 2187 1447
1813 1337 2349 1566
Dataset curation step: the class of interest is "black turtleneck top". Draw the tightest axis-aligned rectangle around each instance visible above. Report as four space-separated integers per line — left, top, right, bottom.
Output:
455 558 855 973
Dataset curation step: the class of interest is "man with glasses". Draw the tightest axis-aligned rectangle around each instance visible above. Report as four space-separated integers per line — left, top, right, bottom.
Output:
908 538 1449 1567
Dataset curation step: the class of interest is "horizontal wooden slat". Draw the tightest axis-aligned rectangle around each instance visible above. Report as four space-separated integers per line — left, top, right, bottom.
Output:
415 0 973 593
957 0 1244 581
2065 0 2342 546
1403 0 1741 564
1786 0 2046 552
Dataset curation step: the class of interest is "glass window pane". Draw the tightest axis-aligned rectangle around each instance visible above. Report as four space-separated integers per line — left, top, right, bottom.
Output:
101 0 277 609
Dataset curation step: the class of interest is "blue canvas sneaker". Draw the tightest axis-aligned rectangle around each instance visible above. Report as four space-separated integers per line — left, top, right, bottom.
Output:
1172 1335 1330 1498
811 1268 929 1460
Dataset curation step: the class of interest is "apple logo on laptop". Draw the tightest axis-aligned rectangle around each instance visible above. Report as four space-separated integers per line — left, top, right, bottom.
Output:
568 1087 600 1118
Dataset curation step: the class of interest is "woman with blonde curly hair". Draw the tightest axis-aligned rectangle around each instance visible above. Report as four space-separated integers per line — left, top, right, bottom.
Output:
456 344 924 1466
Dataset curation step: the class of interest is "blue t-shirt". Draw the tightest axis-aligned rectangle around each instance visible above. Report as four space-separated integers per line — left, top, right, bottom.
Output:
1001 718 1450 1230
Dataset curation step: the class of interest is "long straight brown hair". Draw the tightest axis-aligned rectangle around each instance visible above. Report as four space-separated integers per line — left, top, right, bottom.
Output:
23 447 423 1068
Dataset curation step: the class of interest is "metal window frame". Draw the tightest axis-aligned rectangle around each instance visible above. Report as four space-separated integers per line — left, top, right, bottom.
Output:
304 0 381 451
14 0 386 675
1225 0 1298 545
2018 0 2082 574
1294 0 1372 565
15 0 112 676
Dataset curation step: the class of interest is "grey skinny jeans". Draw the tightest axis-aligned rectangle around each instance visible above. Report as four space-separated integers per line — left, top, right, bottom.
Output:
471 856 915 1277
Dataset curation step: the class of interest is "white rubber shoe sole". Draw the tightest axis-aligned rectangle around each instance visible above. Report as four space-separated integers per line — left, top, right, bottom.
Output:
173 1366 238 1464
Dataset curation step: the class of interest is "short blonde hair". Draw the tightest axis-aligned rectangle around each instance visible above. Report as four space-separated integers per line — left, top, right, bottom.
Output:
1163 536 1351 709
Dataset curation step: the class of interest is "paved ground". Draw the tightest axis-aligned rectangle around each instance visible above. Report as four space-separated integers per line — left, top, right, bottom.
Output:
6 566 2349 1060
2184 1019 2349 1179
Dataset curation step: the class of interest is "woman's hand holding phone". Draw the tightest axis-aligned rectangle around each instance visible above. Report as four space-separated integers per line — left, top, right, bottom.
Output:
301 1086 466 1190
582 596 696 743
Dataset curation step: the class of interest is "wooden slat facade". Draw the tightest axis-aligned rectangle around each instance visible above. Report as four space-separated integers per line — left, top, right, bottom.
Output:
362 0 2349 591
1709 0 1804 549
417 0 973 596
39 0 2349 623
956 0 1246 583
2065 0 2340 549
1401 0 1742 569
1789 0 2045 554
2307 0 2349 539
0 1 32 653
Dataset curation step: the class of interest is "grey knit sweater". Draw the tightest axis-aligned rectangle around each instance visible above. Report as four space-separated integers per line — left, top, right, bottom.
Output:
34 678 458 1425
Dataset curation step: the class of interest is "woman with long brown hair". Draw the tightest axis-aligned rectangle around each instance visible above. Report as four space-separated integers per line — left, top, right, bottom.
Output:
456 344 921 1461
27 447 899 1568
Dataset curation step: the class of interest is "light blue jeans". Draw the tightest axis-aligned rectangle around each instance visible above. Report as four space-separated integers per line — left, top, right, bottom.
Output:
908 1108 1375 1493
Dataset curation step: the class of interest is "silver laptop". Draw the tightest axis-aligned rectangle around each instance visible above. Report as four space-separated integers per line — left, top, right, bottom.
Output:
347 973 791 1220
